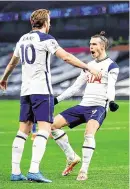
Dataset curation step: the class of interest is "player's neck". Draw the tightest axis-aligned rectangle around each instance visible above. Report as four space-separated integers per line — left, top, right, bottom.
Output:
32 27 47 34
96 52 108 62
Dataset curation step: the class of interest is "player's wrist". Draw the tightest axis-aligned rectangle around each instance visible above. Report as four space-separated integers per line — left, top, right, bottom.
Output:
109 101 114 104
1 77 7 82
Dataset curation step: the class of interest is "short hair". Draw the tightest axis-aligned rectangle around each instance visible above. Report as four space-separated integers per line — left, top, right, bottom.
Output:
30 9 50 29
91 31 109 50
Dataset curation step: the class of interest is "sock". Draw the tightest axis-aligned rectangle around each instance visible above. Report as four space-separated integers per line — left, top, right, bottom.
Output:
29 130 49 173
51 129 75 161
80 134 96 174
12 130 28 175
32 124 37 133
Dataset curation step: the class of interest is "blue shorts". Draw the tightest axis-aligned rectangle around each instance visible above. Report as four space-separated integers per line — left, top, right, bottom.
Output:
20 94 54 123
60 105 106 129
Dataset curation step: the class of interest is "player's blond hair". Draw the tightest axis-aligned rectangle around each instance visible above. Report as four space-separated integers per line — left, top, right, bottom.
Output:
91 31 109 50
30 9 50 29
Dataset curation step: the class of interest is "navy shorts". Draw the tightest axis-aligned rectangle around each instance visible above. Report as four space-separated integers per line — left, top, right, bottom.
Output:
60 105 106 129
20 94 54 123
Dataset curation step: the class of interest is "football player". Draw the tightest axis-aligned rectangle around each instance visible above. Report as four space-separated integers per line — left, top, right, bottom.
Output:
51 31 119 181
0 9 100 183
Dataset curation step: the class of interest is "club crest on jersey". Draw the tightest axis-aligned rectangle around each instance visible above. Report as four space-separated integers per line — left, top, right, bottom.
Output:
50 40 59 50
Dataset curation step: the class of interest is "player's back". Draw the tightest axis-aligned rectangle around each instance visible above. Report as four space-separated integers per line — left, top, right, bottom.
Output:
14 31 60 96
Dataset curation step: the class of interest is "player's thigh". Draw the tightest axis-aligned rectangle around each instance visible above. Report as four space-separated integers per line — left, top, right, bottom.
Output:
19 121 33 135
85 119 100 135
54 105 84 129
30 94 54 124
51 114 69 130
85 106 106 135
20 95 34 123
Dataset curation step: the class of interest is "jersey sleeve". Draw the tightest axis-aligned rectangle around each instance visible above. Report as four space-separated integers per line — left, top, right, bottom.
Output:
45 35 61 54
57 70 87 102
13 42 20 57
107 63 119 102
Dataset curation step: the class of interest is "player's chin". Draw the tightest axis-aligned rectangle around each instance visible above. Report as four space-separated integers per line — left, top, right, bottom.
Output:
91 53 96 58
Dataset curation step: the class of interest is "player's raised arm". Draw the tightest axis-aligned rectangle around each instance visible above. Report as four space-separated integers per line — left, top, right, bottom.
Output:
107 63 119 112
55 47 101 79
54 70 87 105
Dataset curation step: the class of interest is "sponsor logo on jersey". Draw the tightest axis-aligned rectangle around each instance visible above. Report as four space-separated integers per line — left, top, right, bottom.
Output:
86 75 102 83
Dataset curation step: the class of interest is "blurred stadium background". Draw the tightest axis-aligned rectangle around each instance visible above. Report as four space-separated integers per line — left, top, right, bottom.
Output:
0 1 129 189
0 1 129 99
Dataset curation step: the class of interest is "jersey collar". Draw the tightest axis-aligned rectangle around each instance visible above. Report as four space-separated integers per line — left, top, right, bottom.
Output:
95 56 109 63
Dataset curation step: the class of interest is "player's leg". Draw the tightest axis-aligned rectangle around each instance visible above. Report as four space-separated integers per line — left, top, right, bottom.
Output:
28 121 52 183
77 119 98 181
77 106 106 181
11 121 32 181
11 95 33 181
51 106 84 176
29 121 51 174
27 94 53 183
52 115 79 167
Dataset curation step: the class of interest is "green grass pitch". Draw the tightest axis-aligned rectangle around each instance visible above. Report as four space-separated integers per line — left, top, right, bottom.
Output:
0 100 129 189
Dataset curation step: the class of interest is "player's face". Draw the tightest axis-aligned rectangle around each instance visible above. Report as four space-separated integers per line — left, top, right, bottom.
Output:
45 15 51 33
90 38 105 59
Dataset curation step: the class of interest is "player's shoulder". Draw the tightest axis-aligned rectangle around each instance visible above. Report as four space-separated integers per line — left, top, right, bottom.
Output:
17 32 56 45
107 58 119 72
17 33 29 43
30 31 55 42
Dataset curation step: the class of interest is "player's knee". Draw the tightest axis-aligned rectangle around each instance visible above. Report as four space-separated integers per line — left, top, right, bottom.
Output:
85 120 99 135
19 121 33 135
51 124 57 130
85 128 94 136
51 122 61 130
52 114 66 130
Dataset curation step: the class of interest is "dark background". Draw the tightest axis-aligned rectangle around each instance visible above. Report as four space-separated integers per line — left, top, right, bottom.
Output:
0 1 129 42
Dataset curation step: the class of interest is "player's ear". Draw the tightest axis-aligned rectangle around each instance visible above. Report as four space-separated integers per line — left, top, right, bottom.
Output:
101 42 105 50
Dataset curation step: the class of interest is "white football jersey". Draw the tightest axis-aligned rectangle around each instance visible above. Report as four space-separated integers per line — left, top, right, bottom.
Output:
57 57 119 109
14 31 61 96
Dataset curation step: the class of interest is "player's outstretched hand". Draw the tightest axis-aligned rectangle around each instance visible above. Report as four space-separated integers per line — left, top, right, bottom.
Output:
0 80 7 90
54 97 58 105
109 101 119 112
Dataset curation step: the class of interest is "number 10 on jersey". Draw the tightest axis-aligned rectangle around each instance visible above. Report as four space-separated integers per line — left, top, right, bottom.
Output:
20 44 36 64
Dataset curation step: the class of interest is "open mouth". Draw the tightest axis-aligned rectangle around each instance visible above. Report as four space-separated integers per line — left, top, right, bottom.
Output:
91 51 95 55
